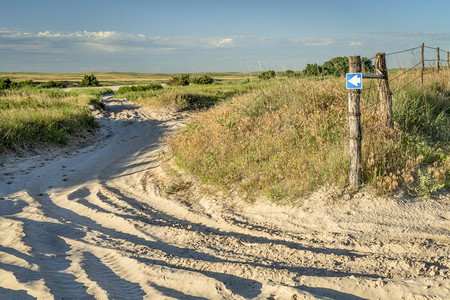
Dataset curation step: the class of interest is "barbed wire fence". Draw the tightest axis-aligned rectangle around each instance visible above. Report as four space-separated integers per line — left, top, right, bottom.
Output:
347 43 449 188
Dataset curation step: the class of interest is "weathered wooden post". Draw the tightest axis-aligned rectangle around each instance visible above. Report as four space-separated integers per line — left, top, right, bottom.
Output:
348 56 362 189
421 43 425 84
375 53 393 128
437 47 440 73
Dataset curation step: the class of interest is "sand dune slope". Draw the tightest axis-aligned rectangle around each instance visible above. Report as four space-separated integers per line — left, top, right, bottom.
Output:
0 95 449 299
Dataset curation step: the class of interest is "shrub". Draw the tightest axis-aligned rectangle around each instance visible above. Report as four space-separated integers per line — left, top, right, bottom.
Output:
258 70 276 80
167 74 190 86
11 80 35 89
0 78 12 90
190 75 215 85
283 70 299 78
302 63 322 77
79 74 100 87
39 80 67 89
117 83 163 94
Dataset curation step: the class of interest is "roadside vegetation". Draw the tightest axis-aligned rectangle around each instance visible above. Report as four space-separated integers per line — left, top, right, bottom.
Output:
168 70 449 200
0 87 111 151
1 67 448 200
116 79 257 110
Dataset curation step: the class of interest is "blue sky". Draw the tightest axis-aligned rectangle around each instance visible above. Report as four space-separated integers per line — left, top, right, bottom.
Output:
1 0 449 73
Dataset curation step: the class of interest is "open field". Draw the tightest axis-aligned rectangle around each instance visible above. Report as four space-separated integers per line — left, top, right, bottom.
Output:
0 71 253 85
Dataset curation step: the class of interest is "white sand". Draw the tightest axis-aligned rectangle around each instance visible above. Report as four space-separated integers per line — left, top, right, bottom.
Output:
0 95 449 299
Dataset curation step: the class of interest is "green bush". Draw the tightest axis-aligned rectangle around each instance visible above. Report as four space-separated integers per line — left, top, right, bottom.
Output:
117 83 163 94
79 74 100 87
190 75 215 85
0 78 12 90
11 80 36 89
39 81 67 89
258 70 276 80
283 70 299 78
167 74 190 86
302 64 322 77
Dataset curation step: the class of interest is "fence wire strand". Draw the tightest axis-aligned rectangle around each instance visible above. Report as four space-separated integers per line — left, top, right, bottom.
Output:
385 46 421 57
388 61 422 83
361 43 448 113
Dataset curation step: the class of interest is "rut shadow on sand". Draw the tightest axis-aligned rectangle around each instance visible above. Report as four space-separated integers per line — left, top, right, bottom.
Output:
33 190 377 298
297 286 369 300
149 283 209 300
1 217 92 299
101 184 368 261
0 287 35 299
82 252 145 299
136 256 263 299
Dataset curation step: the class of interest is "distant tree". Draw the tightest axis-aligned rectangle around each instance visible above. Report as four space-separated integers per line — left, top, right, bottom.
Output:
303 57 374 77
79 74 100 87
0 78 12 90
258 70 276 80
168 74 190 86
283 70 299 78
302 63 322 77
190 75 215 84
321 60 336 76
362 57 375 73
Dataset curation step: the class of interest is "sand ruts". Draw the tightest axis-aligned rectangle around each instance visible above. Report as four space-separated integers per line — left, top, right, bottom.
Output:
0 95 449 299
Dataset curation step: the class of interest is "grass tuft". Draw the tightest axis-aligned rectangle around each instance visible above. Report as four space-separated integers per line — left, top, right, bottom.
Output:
0 88 102 151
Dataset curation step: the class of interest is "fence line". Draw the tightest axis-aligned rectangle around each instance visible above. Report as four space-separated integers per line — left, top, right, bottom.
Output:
347 42 448 189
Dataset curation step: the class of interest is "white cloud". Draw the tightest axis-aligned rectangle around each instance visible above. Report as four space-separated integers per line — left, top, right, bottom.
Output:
36 30 138 41
349 41 362 46
210 38 233 47
290 37 335 47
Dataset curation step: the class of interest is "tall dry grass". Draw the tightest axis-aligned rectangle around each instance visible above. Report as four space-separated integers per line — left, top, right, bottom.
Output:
169 71 449 200
169 78 349 199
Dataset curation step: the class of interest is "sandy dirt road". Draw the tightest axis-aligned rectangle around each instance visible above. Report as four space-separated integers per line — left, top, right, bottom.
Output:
0 95 449 299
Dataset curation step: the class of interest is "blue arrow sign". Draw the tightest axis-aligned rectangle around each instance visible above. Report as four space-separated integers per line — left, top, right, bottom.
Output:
346 73 362 89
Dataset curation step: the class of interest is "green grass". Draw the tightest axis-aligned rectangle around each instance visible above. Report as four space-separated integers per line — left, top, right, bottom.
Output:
0 88 105 151
116 80 258 110
168 71 449 200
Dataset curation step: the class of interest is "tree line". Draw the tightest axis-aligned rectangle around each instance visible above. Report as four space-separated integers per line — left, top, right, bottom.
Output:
258 56 375 79
0 74 100 90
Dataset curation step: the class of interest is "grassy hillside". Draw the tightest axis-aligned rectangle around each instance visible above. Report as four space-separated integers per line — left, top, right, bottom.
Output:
0 88 110 151
115 80 258 109
168 71 449 200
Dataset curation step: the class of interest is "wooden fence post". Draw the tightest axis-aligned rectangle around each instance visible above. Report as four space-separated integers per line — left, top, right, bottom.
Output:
375 53 393 128
436 47 441 73
421 43 425 84
348 56 362 189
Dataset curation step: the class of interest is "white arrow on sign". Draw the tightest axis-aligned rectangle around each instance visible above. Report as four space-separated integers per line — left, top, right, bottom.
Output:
348 75 361 86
